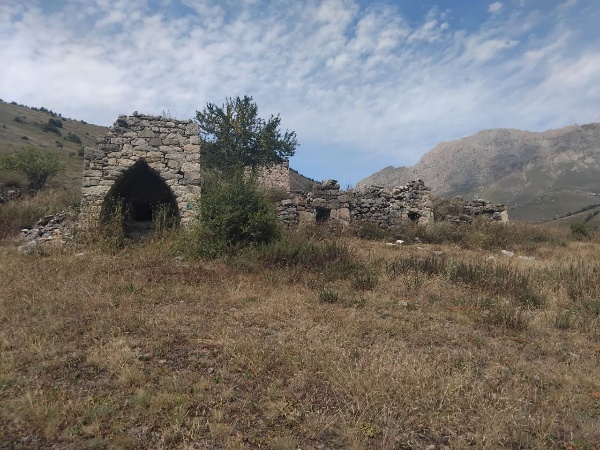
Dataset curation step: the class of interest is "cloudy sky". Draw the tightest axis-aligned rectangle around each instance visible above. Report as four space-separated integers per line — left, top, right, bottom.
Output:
1 0 598 185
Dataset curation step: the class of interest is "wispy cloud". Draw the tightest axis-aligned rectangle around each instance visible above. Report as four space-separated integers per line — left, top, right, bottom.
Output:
0 0 598 185
488 2 503 14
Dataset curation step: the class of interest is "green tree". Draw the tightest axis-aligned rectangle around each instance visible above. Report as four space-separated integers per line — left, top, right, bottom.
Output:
192 174 280 256
0 145 65 192
195 95 298 175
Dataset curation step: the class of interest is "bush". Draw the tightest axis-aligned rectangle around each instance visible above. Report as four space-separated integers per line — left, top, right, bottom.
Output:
65 132 82 144
48 118 63 128
0 145 65 192
191 174 280 257
41 122 61 135
570 222 589 240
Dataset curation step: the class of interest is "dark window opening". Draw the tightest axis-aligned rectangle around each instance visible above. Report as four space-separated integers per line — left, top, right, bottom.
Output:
316 207 331 223
102 160 179 236
408 211 421 223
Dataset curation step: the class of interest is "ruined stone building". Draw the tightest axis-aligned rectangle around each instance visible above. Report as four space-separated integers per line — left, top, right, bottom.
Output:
80 113 502 232
80 114 290 231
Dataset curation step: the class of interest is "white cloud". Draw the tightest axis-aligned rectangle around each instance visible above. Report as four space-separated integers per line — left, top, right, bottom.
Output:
488 2 503 14
0 0 598 185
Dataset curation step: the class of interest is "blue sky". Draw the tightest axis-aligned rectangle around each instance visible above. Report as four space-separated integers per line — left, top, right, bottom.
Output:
0 0 598 186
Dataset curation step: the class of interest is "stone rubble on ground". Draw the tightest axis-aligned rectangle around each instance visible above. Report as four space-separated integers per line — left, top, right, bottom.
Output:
17 210 75 254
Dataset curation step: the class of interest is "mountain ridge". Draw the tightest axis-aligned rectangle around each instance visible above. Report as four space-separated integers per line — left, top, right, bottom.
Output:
357 123 600 221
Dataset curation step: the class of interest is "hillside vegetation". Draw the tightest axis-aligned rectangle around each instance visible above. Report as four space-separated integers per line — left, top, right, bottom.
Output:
0 100 107 188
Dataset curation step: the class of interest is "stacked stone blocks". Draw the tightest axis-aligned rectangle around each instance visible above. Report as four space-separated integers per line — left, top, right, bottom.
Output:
80 114 201 228
278 179 434 227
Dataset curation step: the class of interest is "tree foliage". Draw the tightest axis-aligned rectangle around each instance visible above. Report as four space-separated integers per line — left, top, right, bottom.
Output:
0 145 65 192
195 95 297 175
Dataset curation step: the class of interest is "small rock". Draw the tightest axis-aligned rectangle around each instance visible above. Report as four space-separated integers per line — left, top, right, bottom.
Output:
416 246 425 250
386 242 397 247
518 255 535 261
75 252 85 257
158 359 167 364
426 445 436 450
487 256 497 260
501 250 515 257
396 240 404 244
433 250 443 255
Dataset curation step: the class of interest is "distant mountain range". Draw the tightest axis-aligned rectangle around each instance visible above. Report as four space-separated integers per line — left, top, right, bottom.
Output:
357 123 600 221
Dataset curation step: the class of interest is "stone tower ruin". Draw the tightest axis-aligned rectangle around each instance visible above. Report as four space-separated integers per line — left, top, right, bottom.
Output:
80 114 202 230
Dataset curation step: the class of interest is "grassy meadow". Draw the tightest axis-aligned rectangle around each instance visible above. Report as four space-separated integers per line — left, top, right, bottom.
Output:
0 200 599 449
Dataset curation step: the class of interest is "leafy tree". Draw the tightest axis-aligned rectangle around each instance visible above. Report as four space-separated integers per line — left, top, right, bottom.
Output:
195 95 298 175
0 145 65 192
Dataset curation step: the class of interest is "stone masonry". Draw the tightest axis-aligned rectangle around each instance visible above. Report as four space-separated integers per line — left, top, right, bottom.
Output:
80 113 201 228
278 179 434 228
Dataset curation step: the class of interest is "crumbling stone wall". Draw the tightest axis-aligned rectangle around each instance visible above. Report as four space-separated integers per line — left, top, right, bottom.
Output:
439 197 508 223
80 114 202 228
278 179 434 227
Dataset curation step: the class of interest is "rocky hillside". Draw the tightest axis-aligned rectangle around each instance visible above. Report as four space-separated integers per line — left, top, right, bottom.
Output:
357 123 600 221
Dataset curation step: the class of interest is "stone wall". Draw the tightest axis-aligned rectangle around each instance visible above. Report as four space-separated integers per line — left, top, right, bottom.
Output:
80 114 201 228
257 161 290 193
440 197 509 223
278 179 434 228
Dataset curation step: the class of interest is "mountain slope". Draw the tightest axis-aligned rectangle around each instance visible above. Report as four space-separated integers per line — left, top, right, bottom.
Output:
357 123 600 221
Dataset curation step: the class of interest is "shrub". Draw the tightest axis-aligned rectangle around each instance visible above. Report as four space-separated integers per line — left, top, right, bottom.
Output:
570 222 589 240
191 174 280 257
13 116 25 124
41 122 61 135
65 132 82 144
0 145 65 192
48 117 63 128
318 288 341 304
77 147 85 157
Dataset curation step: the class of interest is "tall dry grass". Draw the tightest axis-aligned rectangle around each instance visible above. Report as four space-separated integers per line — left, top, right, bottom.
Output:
0 187 80 239
0 220 599 449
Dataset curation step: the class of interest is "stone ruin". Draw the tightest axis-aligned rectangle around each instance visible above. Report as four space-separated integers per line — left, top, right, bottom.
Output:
80 113 290 232
435 196 508 224
79 113 505 233
80 114 202 230
278 180 434 228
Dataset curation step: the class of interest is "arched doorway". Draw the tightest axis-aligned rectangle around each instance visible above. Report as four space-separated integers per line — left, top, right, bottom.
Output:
101 160 179 236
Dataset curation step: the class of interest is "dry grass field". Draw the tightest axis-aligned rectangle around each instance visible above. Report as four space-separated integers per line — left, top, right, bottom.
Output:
1 217 599 449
